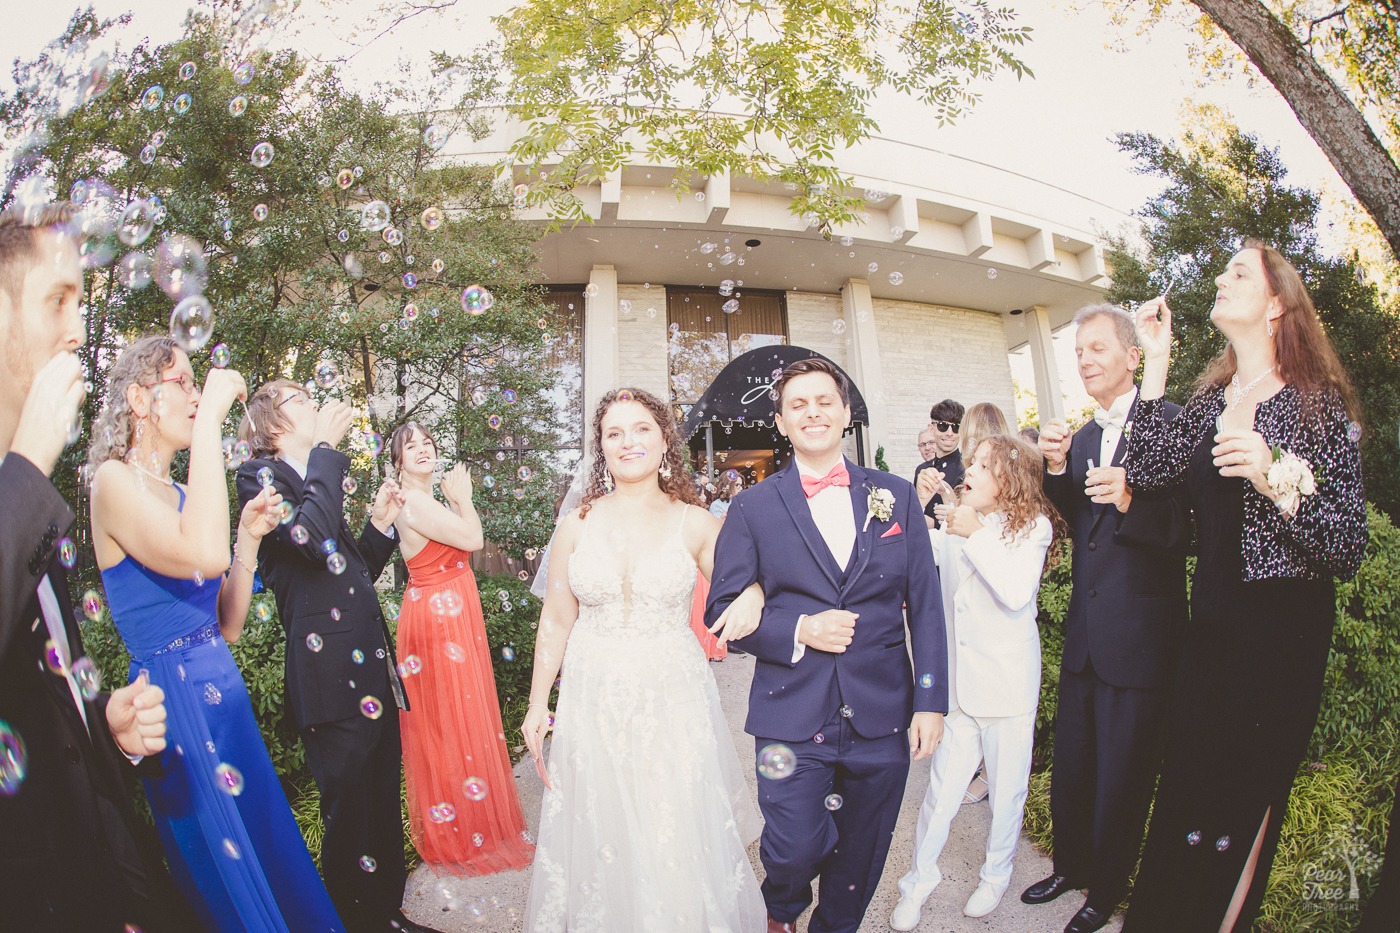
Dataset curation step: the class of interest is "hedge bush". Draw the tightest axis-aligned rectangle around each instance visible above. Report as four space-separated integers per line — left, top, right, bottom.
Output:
1025 503 1400 926
81 570 548 867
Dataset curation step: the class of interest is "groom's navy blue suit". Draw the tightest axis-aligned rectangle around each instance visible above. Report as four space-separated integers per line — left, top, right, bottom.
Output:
708 457 947 933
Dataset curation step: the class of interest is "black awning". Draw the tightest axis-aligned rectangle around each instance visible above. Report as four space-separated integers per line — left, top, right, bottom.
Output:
680 345 869 440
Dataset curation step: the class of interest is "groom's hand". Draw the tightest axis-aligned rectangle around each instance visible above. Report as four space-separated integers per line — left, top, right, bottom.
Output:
909 711 943 761
798 610 858 653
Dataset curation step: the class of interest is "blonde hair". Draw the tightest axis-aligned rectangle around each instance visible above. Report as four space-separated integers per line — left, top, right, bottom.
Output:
87 335 179 471
960 402 1011 461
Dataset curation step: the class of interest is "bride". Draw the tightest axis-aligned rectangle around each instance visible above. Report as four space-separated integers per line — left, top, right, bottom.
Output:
521 387 768 932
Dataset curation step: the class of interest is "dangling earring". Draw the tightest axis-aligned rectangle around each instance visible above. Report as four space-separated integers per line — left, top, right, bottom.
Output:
603 469 615 494
1267 318 1275 338
134 417 145 450
659 455 672 481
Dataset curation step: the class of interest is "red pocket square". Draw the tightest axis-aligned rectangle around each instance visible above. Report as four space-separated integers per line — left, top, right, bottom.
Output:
880 522 903 538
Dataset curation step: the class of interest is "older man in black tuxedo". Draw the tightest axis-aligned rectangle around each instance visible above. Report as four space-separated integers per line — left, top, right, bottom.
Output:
1022 304 1191 933
0 203 188 931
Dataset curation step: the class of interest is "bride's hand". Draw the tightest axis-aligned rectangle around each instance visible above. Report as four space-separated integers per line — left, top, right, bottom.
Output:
521 703 553 789
709 581 764 645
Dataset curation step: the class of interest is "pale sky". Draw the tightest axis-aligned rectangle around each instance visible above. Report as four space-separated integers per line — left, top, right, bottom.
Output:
2 0 1362 420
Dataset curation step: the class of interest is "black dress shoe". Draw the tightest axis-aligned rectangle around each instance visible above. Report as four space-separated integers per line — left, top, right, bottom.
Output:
1064 905 1111 933
1021 873 1082 904
390 913 446 933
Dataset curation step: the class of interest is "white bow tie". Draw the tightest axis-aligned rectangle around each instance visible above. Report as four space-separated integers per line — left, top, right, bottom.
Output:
1094 402 1131 431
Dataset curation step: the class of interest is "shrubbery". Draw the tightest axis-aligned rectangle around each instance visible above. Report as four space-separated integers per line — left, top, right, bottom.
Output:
81 570 547 866
1024 504 1400 926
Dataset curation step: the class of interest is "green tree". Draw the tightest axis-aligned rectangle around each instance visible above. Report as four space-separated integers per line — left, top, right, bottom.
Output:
1104 115 1400 516
1098 0 1400 261
1 2 563 570
489 0 1032 231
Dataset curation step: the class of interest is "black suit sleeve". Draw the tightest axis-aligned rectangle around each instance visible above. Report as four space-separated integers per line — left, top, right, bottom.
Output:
0 454 73 669
1043 465 1076 533
357 521 397 581
238 449 351 565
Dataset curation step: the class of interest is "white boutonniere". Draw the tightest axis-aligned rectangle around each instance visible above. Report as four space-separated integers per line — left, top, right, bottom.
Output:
1266 445 1317 519
864 484 895 532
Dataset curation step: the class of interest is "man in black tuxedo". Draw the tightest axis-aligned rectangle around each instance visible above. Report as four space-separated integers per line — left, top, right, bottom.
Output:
912 399 964 528
237 380 436 933
1021 304 1191 933
0 203 187 931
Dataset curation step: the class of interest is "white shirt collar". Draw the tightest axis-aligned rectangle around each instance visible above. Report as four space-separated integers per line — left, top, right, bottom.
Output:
279 454 306 479
1100 385 1139 422
794 456 848 478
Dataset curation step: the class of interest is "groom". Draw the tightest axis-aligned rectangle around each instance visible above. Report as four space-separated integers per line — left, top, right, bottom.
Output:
708 357 948 933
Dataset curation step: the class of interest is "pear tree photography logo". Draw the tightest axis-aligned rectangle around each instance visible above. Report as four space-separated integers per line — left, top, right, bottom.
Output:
1302 821 1382 912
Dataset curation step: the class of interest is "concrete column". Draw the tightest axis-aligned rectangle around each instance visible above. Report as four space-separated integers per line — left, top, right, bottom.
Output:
581 265 620 462
841 278 887 459
1025 304 1066 425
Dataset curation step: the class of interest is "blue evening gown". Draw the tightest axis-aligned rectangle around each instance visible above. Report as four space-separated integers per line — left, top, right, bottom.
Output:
101 487 344 933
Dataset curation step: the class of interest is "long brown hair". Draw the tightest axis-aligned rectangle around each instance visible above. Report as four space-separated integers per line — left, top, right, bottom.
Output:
578 387 700 517
1197 240 1360 422
389 421 437 479
971 434 1066 570
87 335 179 471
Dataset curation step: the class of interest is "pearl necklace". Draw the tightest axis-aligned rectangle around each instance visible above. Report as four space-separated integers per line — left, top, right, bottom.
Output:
127 459 174 487
1228 367 1275 412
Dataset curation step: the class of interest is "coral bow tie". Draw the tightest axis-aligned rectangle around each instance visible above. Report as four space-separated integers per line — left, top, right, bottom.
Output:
802 462 851 497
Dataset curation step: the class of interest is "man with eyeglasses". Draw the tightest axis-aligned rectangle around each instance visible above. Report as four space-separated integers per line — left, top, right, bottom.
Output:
235 380 440 933
912 399 965 529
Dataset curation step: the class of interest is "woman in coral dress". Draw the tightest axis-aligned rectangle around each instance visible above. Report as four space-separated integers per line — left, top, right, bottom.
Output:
390 422 533 875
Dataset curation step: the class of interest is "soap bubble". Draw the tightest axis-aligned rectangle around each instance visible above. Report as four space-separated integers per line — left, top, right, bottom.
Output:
179 61 196 80
0 723 29 797
584 283 600 298
382 227 403 246
420 207 443 230
58 538 77 568
461 285 493 315
233 61 254 85
139 145 157 165
81 589 103 621
514 183 529 199
363 431 383 456
336 168 354 189
250 142 274 168
362 201 390 231
824 794 844 810
154 235 208 299
290 524 309 545
360 696 383 719
341 475 357 495
423 124 449 150
722 299 739 314
315 360 339 388
173 93 192 115
327 553 347 575
253 203 268 222
214 763 245 796
888 271 904 285
358 855 377 872
501 646 516 662
228 95 247 117
462 776 488 801
867 262 879 274
986 268 998 280
71 657 101 699
758 744 796 780
140 85 164 111
117 200 154 247
919 673 933 688
402 272 417 289
306 633 323 652
170 295 215 352
831 319 846 335
351 649 365 665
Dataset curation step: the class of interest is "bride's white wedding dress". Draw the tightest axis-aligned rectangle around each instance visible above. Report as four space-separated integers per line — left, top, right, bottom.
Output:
524 505 766 932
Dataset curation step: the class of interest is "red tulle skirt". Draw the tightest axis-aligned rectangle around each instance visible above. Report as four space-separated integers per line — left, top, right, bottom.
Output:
397 540 534 875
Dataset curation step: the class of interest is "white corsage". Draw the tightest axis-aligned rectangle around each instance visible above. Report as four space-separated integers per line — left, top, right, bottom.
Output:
1266 445 1317 519
864 485 895 532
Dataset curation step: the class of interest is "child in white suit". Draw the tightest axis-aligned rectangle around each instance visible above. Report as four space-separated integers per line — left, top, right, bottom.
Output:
891 434 1063 929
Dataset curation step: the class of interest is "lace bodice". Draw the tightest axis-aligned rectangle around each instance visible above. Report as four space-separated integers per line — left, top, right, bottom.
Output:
567 504 698 636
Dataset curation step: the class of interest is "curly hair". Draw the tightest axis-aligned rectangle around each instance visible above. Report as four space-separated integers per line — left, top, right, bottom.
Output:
86 334 179 471
578 387 700 517
968 433 1066 570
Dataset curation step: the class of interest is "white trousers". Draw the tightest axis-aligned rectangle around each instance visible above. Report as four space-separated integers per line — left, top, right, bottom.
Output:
896 707 1036 902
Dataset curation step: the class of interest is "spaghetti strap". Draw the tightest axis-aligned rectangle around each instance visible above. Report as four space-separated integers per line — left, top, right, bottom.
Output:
677 503 691 537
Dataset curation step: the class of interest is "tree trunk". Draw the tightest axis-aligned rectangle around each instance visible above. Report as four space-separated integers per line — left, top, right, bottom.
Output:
1190 0 1400 261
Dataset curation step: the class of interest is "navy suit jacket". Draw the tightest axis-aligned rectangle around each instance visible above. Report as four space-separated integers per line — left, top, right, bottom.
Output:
1043 397 1191 690
237 449 401 729
707 458 948 742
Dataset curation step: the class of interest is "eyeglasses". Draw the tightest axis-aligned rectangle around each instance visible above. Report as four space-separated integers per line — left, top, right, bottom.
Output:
275 391 312 410
933 421 960 433
144 373 197 395
917 440 939 449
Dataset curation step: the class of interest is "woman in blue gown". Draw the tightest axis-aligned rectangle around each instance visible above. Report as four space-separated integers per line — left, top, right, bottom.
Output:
88 335 344 933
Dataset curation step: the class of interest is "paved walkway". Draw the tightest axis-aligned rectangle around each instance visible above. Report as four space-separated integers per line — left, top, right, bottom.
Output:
403 652 1125 932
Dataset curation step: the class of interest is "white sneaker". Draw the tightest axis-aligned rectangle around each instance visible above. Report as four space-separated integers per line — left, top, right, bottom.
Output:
889 897 924 931
963 881 1006 918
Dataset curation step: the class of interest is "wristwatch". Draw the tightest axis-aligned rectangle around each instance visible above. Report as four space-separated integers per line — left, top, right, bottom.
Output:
315 441 332 450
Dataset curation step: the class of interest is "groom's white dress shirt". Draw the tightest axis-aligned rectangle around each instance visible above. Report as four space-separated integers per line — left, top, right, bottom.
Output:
792 458 858 663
